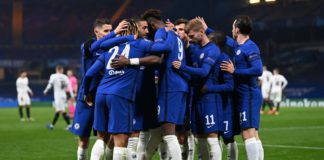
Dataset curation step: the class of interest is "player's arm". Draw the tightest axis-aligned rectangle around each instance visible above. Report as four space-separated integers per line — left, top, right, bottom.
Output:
221 52 263 76
100 35 136 50
26 79 33 96
83 55 105 95
89 20 128 52
282 76 288 89
110 31 174 68
43 75 54 95
65 77 74 98
204 56 234 93
173 50 217 77
225 36 239 48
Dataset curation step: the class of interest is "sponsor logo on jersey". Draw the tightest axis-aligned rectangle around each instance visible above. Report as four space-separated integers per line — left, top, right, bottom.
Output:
108 70 125 76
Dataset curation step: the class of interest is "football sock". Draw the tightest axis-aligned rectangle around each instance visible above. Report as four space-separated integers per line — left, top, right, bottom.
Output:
207 137 222 160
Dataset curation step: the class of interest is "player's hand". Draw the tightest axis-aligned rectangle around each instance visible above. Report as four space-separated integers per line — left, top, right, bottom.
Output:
114 20 129 34
111 55 130 69
172 61 182 69
201 85 207 94
29 92 34 96
220 60 235 74
195 17 208 30
84 94 93 107
43 91 47 96
165 19 174 31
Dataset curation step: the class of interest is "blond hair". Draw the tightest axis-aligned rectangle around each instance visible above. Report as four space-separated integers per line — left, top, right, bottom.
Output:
120 19 139 36
185 19 204 33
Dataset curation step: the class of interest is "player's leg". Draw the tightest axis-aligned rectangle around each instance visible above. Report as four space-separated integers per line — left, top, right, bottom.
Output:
187 132 195 160
255 132 264 160
107 95 134 160
18 95 25 121
24 94 33 121
137 131 150 159
127 131 139 160
144 127 162 159
223 137 238 160
159 92 187 160
177 131 189 160
240 91 262 160
91 94 110 160
47 108 60 130
71 100 96 160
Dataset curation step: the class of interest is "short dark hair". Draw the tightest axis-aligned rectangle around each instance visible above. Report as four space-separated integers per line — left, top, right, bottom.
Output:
208 31 226 50
93 18 111 29
141 9 162 21
56 65 64 71
174 18 188 26
234 15 252 35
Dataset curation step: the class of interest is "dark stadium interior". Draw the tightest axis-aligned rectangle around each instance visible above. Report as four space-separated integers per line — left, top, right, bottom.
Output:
1 0 324 101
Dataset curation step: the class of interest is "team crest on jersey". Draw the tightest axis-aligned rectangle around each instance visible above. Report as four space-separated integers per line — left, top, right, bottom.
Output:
74 123 80 130
236 50 241 55
200 53 205 59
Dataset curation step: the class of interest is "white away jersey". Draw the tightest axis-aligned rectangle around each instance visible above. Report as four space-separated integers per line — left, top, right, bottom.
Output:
16 77 32 95
259 70 272 90
44 73 74 98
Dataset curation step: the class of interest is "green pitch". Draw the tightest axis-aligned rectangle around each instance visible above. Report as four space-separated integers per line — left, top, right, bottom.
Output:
0 106 324 160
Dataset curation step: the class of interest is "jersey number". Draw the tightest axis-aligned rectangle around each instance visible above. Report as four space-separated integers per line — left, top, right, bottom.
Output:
177 37 184 61
106 44 130 69
240 111 247 123
205 114 215 126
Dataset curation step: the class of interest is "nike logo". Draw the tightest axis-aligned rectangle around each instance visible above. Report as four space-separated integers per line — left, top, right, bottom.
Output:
207 125 214 129
95 52 101 56
224 131 230 134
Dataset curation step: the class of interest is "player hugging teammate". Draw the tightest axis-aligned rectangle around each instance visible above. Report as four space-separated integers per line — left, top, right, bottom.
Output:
70 9 265 160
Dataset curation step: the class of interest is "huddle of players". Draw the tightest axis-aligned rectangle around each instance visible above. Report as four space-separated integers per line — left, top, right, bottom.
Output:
259 66 288 115
70 9 264 160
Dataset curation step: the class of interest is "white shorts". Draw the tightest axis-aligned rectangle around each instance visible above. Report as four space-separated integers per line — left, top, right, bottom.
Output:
270 91 282 103
17 94 31 106
261 88 271 99
53 97 67 112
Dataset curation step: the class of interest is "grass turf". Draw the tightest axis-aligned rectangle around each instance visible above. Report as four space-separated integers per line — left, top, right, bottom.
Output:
0 106 324 160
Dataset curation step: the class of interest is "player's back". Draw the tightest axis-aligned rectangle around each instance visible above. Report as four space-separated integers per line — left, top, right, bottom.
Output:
271 74 286 92
233 39 262 91
49 73 69 96
156 28 188 93
97 40 147 101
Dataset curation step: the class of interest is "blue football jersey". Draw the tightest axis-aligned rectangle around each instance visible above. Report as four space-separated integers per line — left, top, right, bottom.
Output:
155 28 189 93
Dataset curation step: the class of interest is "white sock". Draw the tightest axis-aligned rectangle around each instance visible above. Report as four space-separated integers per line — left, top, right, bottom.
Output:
163 135 182 160
113 147 127 160
137 131 150 160
187 134 195 160
197 138 209 160
244 137 259 160
127 137 139 160
207 138 222 160
227 142 238 160
90 139 105 160
77 146 88 160
256 140 264 160
144 128 162 159
105 145 113 160
159 141 170 160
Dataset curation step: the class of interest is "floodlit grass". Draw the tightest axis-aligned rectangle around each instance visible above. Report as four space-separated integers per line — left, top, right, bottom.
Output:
0 106 324 159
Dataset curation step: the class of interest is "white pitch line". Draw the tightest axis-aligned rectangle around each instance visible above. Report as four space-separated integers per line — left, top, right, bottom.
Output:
237 143 324 150
260 125 324 131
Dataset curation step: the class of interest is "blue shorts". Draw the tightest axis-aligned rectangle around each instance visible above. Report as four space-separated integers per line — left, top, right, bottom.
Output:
191 94 223 135
221 94 240 140
235 89 262 130
70 100 95 137
133 94 159 131
94 94 133 133
176 93 192 132
158 92 187 125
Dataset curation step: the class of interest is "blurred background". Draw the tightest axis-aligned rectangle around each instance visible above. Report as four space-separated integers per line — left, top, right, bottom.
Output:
1 0 324 106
